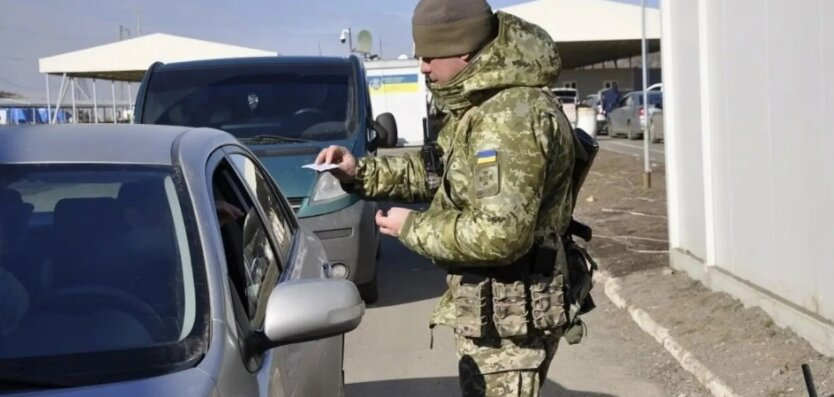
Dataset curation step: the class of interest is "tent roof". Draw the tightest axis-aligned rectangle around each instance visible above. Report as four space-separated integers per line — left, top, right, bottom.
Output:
500 0 661 68
39 33 277 82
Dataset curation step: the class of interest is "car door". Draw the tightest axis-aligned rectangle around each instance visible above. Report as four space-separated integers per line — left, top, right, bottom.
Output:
206 150 284 396
222 147 342 397
609 95 630 135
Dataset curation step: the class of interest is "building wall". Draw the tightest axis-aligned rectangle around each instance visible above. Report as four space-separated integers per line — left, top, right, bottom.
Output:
557 68 661 98
365 59 428 146
664 0 834 356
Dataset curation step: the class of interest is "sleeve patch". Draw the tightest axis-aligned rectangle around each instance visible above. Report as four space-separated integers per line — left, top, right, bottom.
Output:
475 161 500 198
476 149 498 165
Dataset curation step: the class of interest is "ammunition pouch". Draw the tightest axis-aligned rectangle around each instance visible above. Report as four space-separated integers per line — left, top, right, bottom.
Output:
451 277 491 338
449 246 569 338
491 280 528 338
529 273 567 331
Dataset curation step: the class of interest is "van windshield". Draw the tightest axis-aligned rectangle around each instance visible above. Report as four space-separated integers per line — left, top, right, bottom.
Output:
141 63 356 142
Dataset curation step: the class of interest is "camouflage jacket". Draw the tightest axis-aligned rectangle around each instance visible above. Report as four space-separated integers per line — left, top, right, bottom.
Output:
349 12 575 329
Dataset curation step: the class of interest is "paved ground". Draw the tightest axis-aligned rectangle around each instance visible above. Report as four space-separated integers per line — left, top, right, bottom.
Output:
595 135 665 164
343 201 708 397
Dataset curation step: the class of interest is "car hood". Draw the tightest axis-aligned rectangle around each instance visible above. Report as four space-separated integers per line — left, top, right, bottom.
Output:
5 368 216 397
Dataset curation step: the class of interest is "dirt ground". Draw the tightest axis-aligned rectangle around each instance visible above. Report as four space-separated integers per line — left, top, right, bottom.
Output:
577 150 834 397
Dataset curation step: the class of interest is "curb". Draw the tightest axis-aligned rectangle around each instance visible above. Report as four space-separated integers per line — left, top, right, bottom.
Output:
595 270 742 397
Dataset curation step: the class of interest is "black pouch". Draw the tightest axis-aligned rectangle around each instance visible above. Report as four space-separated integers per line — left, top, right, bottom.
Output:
491 280 529 338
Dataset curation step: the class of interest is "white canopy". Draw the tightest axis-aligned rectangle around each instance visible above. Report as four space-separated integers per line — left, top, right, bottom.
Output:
39 33 277 82
500 0 661 68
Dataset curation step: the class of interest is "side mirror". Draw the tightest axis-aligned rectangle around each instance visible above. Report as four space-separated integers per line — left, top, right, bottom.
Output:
261 279 364 347
373 113 398 148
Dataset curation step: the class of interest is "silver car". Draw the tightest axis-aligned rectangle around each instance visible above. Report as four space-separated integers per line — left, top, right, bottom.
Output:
0 125 363 396
607 91 663 140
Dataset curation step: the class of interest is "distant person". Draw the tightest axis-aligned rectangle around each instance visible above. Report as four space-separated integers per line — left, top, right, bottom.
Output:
601 81 621 114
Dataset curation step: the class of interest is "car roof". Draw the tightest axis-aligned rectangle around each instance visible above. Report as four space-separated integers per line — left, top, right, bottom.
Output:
155 56 355 72
0 124 234 165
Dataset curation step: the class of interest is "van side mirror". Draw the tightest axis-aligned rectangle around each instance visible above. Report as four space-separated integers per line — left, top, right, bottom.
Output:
373 113 398 148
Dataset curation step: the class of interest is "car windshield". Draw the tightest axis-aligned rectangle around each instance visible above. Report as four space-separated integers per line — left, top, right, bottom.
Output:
636 92 664 106
141 62 356 142
0 164 207 387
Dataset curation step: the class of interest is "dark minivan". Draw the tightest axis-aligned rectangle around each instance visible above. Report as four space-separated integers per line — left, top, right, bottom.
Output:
135 56 398 302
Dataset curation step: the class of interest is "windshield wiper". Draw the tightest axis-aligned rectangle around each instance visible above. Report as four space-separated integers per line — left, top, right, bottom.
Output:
241 135 312 144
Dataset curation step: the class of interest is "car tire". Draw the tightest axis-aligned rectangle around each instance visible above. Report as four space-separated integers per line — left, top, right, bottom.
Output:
358 270 379 305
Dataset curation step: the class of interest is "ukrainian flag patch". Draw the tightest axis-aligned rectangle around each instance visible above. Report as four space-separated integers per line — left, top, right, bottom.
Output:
476 149 497 165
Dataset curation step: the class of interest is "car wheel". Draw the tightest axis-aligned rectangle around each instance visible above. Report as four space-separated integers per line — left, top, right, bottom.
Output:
359 269 379 304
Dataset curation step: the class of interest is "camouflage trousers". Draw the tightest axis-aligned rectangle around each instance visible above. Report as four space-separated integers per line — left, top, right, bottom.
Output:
456 333 560 397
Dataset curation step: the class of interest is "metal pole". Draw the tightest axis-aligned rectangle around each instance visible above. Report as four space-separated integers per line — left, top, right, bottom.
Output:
127 82 133 123
51 73 67 124
641 0 652 188
348 28 353 54
71 78 77 124
111 80 117 124
93 79 98 123
45 75 51 123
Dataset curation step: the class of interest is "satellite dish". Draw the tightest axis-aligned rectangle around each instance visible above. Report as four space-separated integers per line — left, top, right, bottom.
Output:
356 30 372 54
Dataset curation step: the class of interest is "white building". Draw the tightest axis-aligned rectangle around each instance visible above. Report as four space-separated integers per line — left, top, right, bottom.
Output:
663 1 834 356
501 0 662 96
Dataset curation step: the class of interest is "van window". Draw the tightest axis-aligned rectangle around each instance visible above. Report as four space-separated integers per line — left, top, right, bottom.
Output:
142 63 357 142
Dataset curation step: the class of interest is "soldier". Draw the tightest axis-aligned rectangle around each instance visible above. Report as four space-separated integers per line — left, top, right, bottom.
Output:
316 0 575 395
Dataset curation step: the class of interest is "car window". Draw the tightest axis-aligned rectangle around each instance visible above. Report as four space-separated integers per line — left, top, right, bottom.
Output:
0 164 208 382
211 160 281 324
228 153 293 261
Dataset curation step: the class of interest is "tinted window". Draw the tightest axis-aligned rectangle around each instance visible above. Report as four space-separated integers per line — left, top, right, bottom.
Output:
142 63 356 142
0 164 207 386
635 92 663 106
229 154 293 260
212 162 281 323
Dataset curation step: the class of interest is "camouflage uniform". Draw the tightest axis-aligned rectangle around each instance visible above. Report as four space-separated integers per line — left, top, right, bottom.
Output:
349 12 574 396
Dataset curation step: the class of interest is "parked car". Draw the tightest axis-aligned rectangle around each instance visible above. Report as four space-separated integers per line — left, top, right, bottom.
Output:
649 105 664 143
580 93 606 134
551 87 578 126
0 124 364 396
135 56 396 303
647 82 663 92
607 91 663 140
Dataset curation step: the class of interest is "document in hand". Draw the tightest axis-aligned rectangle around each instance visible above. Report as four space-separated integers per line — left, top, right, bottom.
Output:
302 163 340 172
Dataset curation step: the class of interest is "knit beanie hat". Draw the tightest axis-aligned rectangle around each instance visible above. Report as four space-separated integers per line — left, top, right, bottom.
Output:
412 0 497 58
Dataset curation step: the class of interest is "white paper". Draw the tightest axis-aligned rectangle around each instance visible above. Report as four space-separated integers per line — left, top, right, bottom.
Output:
302 163 340 172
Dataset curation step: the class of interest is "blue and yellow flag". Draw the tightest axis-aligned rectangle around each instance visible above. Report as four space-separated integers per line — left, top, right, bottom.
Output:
476 149 497 165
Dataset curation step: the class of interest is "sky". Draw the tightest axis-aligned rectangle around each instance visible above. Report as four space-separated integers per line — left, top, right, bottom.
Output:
0 0 658 98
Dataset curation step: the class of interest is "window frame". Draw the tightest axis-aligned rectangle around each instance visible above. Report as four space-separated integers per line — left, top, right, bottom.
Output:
222 147 298 267
206 149 283 331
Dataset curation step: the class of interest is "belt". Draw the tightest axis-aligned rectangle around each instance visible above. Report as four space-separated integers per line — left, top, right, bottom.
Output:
451 245 558 284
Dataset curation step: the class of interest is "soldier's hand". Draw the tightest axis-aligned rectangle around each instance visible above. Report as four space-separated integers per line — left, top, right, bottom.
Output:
315 145 357 183
376 207 413 237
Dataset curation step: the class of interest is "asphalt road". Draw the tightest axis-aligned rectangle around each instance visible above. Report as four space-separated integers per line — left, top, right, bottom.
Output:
596 135 666 164
342 213 704 397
